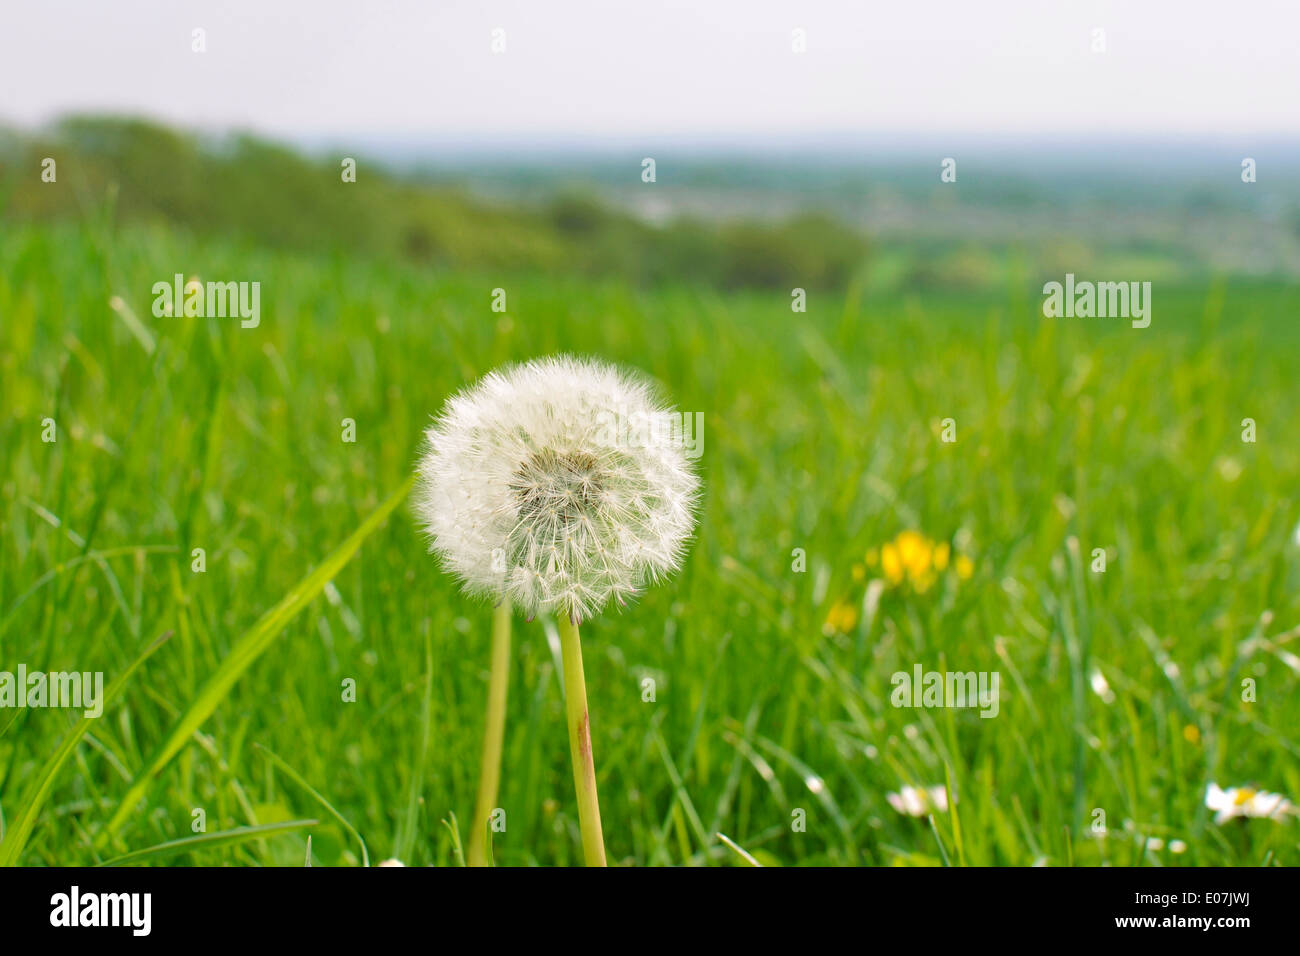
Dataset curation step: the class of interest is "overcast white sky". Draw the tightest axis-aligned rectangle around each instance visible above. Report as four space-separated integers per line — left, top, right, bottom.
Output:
2 0 1297 143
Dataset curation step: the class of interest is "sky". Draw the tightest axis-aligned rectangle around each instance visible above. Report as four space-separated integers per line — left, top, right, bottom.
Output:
2 0 1297 146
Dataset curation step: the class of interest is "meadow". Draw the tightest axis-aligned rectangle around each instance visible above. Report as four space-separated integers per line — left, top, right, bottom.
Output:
1 128 1298 866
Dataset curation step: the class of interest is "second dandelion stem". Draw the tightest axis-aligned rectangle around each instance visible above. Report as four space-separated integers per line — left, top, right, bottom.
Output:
557 612 607 867
468 599 512 867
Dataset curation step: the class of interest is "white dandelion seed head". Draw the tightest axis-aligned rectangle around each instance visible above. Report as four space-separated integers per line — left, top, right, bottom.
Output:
415 355 700 621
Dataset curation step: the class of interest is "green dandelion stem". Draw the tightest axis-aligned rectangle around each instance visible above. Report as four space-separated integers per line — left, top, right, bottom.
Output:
468 599 512 867
557 612 607 867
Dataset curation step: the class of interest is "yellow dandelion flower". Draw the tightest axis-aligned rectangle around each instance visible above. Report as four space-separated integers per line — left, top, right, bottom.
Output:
881 543 904 585
933 542 950 571
895 530 927 565
1183 724 1201 745
851 563 866 582
896 532 934 587
907 552 931 580
955 554 974 580
824 598 858 634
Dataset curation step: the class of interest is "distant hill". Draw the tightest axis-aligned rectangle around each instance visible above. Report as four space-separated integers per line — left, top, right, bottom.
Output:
0 116 867 292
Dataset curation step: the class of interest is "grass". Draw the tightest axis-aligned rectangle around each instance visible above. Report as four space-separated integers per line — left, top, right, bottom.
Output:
1 218 1298 866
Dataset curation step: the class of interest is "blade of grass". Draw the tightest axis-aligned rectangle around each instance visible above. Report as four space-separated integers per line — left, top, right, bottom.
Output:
97 819 317 866
98 474 414 845
0 629 172 866
0 706 24 741
653 730 710 857
394 625 434 864
440 812 466 867
943 763 966 867
254 743 370 867
0 545 178 642
928 814 953 867
716 831 762 867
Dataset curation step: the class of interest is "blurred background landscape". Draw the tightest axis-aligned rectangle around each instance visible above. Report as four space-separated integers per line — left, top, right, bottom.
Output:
5 117 1300 292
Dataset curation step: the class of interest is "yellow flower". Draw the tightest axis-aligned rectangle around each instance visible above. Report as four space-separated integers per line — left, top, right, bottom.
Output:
933 542 950 571
851 562 866 582
824 597 858 634
881 543 904 585
1183 724 1201 745
895 531 932 579
869 531 970 592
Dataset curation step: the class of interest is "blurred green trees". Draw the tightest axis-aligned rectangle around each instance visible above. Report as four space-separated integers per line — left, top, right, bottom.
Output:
0 116 868 290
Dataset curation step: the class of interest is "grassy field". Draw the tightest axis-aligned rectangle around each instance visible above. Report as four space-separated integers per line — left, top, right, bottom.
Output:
1 217 1298 866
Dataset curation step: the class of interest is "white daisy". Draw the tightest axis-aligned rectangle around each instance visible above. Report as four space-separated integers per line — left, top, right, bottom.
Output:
1089 667 1115 704
415 355 699 621
886 785 949 817
1205 783 1297 824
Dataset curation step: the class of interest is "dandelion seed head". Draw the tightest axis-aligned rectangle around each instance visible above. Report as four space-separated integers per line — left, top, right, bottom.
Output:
415 355 700 620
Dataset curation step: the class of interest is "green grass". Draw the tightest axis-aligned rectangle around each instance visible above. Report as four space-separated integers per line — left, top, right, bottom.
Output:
1 219 1298 866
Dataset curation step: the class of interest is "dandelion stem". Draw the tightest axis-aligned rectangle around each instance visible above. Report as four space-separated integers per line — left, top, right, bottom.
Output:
557 612 607 866
468 599 512 867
